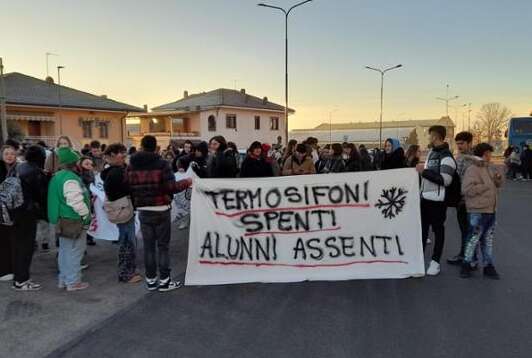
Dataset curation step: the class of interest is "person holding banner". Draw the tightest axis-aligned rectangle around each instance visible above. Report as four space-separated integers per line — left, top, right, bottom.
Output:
127 135 192 292
101 144 143 284
416 125 457 276
282 143 316 176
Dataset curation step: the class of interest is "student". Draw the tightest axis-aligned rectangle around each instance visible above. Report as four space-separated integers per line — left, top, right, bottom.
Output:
405 145 421 168
88 140 105 172
208 136 238 178
460 143 503 279
318 143 345 174
381 138 406 170
44 136 73 174
344 143 362 172
282 143 316 176
240 141 273 178
447 131 476 265
0 145 18 283
48 148 92 291
127 135 192 292
416 125 457 276
101 143 142 284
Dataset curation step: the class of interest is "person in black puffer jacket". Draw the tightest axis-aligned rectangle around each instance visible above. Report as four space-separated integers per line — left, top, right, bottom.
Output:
319 143 345 174
11 145 48 290
240 141 274 178
208 136 238 178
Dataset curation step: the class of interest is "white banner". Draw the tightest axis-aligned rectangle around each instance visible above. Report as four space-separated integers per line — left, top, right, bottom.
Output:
185 168 425 285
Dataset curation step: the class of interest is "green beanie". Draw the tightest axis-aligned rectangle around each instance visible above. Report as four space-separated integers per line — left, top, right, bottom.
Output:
57 147 80 166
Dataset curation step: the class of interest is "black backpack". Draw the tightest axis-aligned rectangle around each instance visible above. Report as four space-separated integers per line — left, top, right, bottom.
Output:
443 157 461 207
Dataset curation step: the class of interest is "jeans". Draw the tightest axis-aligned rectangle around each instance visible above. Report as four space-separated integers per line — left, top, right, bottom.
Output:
139 210 172 280
117 217 137 282
456 203 468 257
58 230 87 286
464 213 496 266
421 198 447 263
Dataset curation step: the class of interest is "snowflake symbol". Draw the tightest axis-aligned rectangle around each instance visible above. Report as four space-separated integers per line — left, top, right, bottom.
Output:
375 187 408 219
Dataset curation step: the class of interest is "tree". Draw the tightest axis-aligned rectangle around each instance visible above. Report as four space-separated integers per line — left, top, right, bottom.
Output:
474 103 512 145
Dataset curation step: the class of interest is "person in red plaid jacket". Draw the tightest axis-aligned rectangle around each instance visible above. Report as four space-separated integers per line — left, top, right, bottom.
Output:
127 135 192 292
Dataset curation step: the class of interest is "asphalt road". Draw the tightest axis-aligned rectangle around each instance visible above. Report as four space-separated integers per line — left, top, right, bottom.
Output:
40 180 532 358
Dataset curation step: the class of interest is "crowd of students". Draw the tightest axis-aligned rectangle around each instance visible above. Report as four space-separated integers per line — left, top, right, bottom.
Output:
503 143 532 181
0 124 512 292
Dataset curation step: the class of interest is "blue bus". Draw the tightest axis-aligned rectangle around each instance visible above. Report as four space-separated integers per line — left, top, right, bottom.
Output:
507 117 532 148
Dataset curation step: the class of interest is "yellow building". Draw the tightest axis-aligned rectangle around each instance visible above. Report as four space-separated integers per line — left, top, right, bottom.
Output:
2 72 144 148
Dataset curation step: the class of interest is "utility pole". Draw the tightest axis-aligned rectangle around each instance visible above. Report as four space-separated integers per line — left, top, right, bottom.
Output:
0 58 8 144
467 103 472 131
46 52 59 78
436 84 459 117
57 66 65 135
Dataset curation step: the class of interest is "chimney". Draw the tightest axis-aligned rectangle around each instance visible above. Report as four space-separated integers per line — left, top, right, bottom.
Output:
143 104 148 112
45 76 54 84
262 96 268 104
183 90 189 98
240 88 246 94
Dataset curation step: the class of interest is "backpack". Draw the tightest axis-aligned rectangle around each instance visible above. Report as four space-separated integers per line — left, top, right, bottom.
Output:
444 157 461 208
0 171 24 226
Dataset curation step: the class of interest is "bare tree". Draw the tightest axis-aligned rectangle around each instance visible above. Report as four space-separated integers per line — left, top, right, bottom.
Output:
474 103 512 144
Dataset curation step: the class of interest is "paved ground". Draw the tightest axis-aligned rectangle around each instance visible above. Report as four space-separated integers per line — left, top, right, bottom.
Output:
2 181 532 358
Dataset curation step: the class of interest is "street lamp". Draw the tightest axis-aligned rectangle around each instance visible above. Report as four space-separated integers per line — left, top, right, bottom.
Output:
257 0 313 146
365 64 403 149
436 84 459 117
57 66 65 135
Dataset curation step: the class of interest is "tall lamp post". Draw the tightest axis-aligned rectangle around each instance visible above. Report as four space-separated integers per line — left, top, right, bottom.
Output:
436 84 459 117
258 0 313 146
466 102 472 131
57 66 65 135
365 64 402 149
0 58 7 143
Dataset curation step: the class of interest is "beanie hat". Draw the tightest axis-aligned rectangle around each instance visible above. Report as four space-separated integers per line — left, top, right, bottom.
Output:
57 147 80 166
261 143 271 153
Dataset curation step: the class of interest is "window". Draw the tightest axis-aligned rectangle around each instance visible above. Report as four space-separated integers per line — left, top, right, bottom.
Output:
254 116 261 130
99 122 109 139
226 114 237 129
208 115 216 131
270 116 279 130
149 117 166 133
82 121 92 138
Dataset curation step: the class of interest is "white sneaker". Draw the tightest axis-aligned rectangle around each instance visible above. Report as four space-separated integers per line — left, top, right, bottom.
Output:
0 274 14 282
426 260 441 276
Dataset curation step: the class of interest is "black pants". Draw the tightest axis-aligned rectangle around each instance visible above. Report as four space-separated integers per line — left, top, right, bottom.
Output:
456 203 468 257
139 210 172 280
10 212 37 283
0 225 14 277
421 199 447 263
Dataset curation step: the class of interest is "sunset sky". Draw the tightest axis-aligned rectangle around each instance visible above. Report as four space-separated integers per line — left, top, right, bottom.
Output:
2 0 531 130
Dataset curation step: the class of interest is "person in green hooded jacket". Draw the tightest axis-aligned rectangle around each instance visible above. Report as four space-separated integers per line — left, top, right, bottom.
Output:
48 147 91 292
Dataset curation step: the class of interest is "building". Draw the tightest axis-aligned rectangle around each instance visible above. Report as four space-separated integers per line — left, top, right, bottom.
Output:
1 72 144 148
290 117 456 150
127 88 292 149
